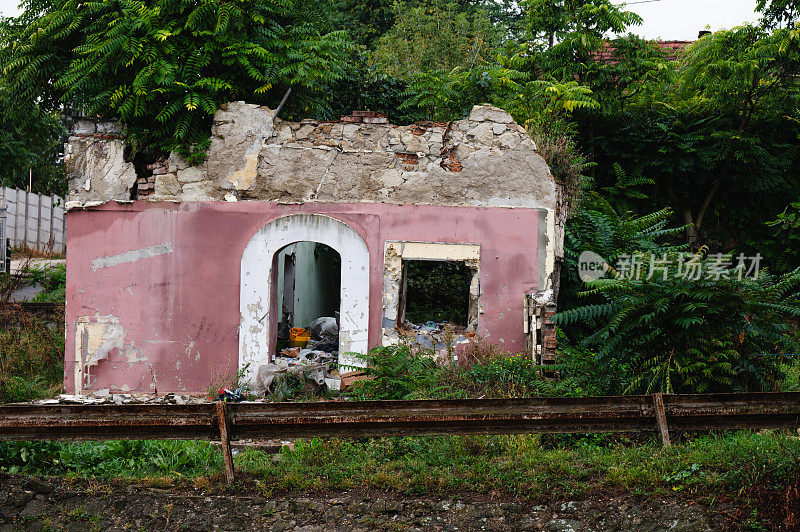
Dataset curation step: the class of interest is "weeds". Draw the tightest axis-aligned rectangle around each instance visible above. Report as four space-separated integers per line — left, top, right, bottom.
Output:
205 362 252 400
0 440 222 478
0 261 65 403
347 343 608 401
232 430 800 499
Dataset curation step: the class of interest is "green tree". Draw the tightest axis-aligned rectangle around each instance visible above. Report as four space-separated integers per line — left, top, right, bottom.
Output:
523 0 642 79
0 14 65 194
588 25 800 250
2 0 354 160
554 253 800 394
372 2 502 80
757 0 800 28
558 181 687 334
0 93 65 194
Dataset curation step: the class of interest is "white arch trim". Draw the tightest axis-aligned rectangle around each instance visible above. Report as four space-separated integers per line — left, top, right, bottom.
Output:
239 214 370 383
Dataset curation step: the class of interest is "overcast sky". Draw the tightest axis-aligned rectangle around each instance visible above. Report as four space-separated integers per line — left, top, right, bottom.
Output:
615 0 760 40
0 0 762 41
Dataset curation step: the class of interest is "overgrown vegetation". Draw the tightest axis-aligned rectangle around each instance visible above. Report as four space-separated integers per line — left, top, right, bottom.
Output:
403 260 472 326
348 344 630 400
556 258 800 394
1 430 798 529
0 263 66 403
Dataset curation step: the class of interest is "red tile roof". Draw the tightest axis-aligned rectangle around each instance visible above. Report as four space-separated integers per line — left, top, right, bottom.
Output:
593 40 694 64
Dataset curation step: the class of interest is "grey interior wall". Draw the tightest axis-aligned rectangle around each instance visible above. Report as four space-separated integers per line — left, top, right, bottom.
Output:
276 242 340 329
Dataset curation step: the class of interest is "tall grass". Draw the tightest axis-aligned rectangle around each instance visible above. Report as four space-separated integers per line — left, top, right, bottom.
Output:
0 264 65 403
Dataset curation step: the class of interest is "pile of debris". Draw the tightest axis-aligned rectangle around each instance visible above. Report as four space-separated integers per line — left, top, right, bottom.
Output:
397 321 473 363
255 316 344 396
34 391 210 405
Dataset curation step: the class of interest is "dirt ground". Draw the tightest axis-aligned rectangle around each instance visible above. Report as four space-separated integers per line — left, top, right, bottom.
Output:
0 473 741 531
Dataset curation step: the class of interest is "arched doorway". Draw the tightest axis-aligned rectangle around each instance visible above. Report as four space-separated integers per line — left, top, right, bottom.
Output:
239 214 369 384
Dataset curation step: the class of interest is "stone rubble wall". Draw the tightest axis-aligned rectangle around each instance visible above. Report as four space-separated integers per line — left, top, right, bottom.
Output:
64 121 137 206
65 102 556 211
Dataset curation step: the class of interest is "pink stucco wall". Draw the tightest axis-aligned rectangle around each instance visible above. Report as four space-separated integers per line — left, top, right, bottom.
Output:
65 201 540 393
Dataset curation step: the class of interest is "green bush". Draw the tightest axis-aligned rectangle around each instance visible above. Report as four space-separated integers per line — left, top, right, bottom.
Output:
350 345 439 400
349 343 598 400
554 252 800 394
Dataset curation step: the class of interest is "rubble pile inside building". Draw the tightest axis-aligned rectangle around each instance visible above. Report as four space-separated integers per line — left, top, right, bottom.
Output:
254 316 344 396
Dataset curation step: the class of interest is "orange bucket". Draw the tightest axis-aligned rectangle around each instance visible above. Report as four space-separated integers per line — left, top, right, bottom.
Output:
289 327 311 348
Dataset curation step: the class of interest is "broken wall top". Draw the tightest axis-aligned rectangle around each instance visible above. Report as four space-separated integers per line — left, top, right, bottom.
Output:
65 102 555 210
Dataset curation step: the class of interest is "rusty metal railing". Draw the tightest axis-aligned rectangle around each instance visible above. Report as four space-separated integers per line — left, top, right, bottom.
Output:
2 392 799 483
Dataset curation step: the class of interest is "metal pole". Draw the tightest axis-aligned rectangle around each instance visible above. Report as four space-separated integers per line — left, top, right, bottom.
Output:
273 87 293 122
0 205 6 273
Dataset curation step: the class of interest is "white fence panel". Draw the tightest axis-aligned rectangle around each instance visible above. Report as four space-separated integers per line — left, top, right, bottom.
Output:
0 187 66 254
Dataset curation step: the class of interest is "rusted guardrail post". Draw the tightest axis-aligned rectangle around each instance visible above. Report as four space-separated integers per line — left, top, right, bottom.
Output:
653 393 671 447
215 401 236 484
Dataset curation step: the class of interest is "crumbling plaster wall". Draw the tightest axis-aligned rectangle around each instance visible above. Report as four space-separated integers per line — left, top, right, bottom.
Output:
64 202 544 394
64 102 555 209
65 121 137 205
63 102 564 392
65 102 562 291
65 103 558 210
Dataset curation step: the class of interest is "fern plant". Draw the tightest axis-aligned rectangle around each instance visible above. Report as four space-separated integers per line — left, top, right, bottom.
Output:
2 0 354 160
554 251 800 394
560 185 688 319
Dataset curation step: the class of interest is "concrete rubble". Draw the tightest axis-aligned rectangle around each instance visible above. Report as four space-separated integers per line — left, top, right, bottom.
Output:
35 392 210 405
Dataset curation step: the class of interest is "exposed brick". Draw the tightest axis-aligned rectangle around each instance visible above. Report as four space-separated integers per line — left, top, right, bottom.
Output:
395 153 418 163
439 150 463 172
395 152 419 170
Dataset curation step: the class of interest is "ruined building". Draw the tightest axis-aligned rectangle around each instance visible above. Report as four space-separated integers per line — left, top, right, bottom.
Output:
63 102 563 394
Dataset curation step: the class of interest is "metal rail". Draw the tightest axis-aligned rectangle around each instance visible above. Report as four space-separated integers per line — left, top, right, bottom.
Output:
2 392 798 483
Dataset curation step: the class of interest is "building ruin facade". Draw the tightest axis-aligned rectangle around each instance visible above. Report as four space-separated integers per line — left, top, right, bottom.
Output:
63 102 562 394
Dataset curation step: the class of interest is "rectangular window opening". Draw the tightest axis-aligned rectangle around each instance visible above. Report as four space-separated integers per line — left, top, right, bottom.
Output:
398 259 474 330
